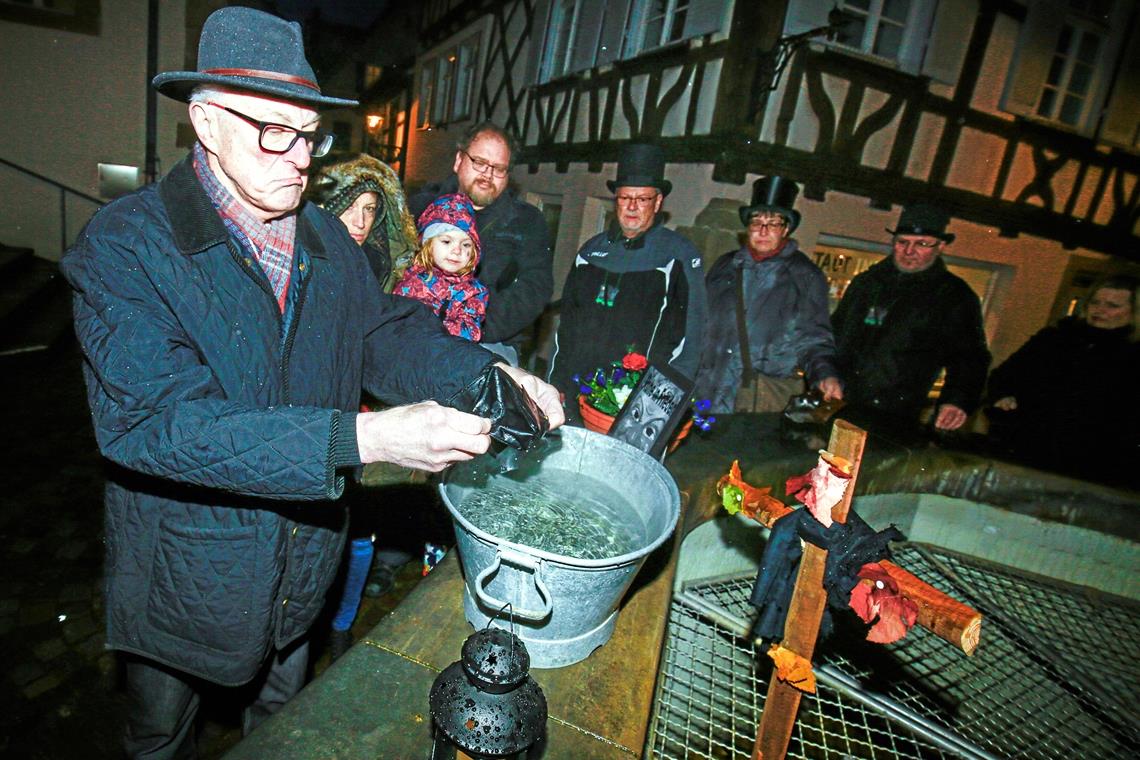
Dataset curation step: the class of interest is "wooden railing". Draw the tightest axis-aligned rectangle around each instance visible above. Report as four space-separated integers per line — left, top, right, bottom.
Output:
517 39 1138 259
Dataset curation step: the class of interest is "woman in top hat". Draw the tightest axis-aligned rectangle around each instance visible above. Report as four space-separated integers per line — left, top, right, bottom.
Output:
694 176 842 415
547 143 708 421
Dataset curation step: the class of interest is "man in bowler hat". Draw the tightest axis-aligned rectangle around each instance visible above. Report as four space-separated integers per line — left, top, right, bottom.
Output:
694 176 842 414
59 8 562 756
831 203 990 433
547 143 708 417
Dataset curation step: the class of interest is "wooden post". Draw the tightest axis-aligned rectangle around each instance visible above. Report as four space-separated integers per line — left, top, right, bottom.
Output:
753 420 867 760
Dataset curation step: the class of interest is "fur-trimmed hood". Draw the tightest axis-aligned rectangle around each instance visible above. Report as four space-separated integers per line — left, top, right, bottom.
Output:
309 154 418 288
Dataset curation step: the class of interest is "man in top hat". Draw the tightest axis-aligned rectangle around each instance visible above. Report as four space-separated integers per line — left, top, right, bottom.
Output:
694 176 842 414
831 203 990 433
547 143 708 418
59 7 562 757
409 121 552 364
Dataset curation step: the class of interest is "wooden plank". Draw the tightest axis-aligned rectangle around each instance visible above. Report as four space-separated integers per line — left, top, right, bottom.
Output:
753 420 867 760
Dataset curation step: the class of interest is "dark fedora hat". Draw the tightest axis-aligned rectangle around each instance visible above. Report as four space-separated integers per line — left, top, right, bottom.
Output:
886 204 956 243
606 143 672 196
739 176 802 231
152 7 358 108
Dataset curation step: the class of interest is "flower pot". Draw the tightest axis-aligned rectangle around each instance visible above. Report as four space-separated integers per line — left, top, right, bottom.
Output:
578 396 615 434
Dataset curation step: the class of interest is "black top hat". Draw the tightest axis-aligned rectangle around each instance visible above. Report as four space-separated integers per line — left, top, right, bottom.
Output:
152 7 358 108
606 143 672 196
738 176 801 231
886 204 956 243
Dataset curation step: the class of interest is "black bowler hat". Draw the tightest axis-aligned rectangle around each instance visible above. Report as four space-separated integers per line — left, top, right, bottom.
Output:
152 7 358 108
738 176 801 231
887 204 956 244
606 143 672 196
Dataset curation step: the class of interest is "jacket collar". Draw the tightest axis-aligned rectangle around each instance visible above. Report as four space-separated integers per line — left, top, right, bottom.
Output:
606 219 660 249
158 151 327 259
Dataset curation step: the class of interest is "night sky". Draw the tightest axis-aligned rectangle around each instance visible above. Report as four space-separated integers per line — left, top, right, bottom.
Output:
274 0 389 27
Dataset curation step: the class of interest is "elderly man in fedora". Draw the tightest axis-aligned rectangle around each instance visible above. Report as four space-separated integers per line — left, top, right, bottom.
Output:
547 143 708 420
60 7 562 757
694 176 842 414
831 203 990 434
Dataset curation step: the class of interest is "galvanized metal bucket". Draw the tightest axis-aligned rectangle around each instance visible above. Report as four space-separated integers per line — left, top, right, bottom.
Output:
440 426 680 669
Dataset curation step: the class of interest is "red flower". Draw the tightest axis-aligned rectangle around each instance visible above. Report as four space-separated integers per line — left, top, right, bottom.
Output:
622 352 648 371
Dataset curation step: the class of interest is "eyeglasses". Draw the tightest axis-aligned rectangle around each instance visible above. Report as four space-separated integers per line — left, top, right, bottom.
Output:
462 150 509 178
209 103 334 158
748 219 788 232
615 194 659 207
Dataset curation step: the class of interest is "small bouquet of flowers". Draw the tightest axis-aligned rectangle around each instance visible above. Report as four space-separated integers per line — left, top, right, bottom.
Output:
574 351 716 439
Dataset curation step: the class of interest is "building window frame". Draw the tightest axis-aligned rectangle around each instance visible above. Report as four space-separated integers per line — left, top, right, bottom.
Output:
1034 17 1108 128
417 30 482 129
538 0 582 82
622 0 693 58
830 0 937 73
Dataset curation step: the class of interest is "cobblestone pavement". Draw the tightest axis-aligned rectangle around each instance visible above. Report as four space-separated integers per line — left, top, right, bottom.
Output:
0 344 436 758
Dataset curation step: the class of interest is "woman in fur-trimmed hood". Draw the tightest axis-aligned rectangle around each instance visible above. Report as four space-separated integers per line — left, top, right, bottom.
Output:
309 154 418 292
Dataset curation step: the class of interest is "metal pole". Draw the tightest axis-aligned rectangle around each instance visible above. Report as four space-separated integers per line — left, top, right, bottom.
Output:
144 0 159 183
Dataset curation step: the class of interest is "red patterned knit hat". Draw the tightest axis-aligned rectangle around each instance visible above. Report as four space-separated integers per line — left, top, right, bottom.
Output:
416 193 481 259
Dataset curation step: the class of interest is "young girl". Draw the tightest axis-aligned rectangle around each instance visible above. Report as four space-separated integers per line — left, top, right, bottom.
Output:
395 193 489 342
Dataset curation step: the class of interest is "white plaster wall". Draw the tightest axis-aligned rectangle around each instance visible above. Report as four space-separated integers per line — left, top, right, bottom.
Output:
0 2 186 261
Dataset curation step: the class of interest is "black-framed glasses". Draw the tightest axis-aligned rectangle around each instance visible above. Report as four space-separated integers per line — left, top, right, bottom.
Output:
462 149 509 178
748 218 788 232
209 102 334 158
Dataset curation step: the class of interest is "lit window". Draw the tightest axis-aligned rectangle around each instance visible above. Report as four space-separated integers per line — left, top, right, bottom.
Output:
417 33 481 129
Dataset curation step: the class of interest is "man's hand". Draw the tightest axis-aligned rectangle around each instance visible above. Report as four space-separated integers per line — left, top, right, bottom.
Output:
817 377 844 402
933 403 968 431
494 363 567 430
356 402 492 472
992 396 1017 411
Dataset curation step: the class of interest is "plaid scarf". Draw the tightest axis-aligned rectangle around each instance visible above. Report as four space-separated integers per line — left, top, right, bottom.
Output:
193 143 296 312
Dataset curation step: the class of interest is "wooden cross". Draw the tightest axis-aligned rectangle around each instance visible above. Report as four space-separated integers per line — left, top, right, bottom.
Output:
752 420 867 760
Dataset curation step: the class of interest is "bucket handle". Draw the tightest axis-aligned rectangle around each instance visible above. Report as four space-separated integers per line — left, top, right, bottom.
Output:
474 548 553 622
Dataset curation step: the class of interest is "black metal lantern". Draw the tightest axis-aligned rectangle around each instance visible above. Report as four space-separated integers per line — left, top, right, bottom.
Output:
429 626 547 759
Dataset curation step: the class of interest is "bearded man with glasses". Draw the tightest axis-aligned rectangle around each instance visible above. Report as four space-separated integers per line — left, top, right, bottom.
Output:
831 203 990 437
694 176 842 415
548 143 708 420
409 121 553 365
60 9 562 757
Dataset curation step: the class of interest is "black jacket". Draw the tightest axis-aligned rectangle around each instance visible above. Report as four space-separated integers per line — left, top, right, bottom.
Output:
987 317 1138 483
832 257 990 421
60 156 492 686
410 177 552 345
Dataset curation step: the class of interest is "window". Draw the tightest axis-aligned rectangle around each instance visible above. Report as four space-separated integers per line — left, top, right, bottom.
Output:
535 0 728 82
361 64 382 91
417 33 480 128
624 0 692 57
539 0 581 81
0 0 99 34
835 0 914 61
1035 19 1105 126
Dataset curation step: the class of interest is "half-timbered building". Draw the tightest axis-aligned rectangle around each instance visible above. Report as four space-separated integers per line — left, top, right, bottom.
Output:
361 0 1138 371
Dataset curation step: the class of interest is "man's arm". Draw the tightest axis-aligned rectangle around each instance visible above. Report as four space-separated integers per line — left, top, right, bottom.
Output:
481 202 553 343
935 285 991 422
793 264 842 398
63 227 351 501
671 238 708 380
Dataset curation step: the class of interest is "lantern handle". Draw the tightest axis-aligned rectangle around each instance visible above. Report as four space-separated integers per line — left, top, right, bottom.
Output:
474 548 553 621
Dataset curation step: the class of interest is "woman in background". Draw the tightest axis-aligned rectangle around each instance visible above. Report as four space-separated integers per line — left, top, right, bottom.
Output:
986 273 1138 487
309 154 419 660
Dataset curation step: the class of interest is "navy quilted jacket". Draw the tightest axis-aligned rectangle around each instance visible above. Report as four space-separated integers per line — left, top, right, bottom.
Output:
61 156 493 686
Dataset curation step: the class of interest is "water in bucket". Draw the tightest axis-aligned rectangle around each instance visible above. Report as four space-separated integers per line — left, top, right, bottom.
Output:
456 469 645 560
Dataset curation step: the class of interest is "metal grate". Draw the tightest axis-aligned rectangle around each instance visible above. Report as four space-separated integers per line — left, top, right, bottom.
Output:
648 544 1140 759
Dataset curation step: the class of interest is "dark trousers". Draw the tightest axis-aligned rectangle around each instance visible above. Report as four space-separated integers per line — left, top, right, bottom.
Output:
123 640 309 759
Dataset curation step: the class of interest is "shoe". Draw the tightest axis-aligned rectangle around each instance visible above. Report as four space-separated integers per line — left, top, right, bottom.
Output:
329 629 353 662
363 561 396 598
